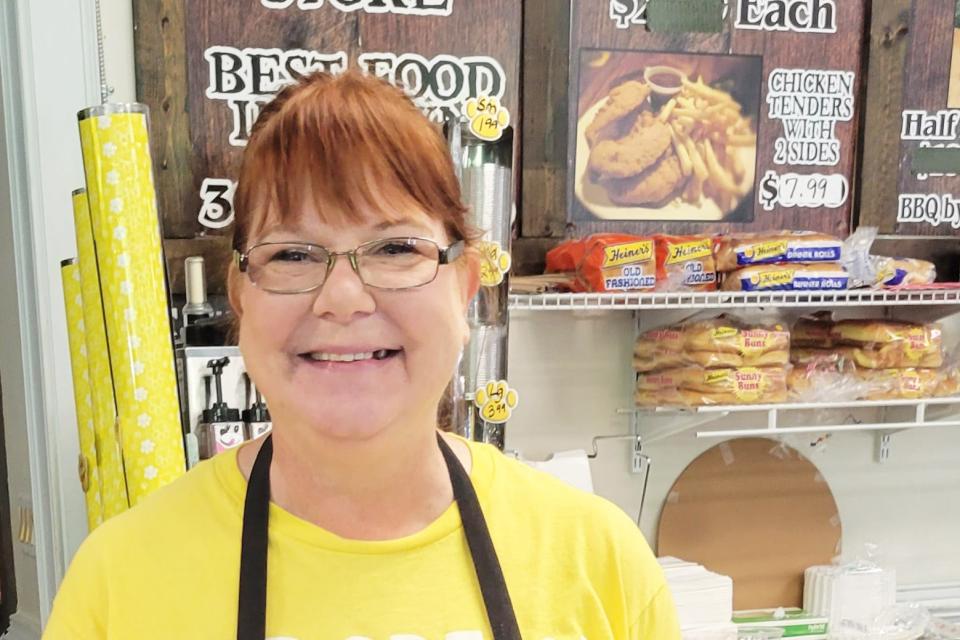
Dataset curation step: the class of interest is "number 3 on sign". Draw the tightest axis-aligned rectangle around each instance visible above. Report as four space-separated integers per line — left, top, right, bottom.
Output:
464 95 510 142
473 380 519 424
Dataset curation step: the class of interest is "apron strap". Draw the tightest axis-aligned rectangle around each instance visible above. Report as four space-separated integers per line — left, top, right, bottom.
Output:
237 433 522 640
237 435 272 640
437 434 523 640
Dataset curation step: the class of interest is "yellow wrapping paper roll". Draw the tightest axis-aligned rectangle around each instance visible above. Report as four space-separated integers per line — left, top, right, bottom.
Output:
78 104 185 504
60 259 104 531
72 189 129 517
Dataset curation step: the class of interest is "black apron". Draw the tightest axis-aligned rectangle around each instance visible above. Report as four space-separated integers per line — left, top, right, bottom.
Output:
236 434 522 640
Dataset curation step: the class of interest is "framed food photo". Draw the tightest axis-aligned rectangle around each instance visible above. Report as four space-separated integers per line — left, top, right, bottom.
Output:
564 0 867 238
573 49 762 225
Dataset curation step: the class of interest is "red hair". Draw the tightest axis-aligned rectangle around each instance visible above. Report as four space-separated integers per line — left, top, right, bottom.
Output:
231 70 470 253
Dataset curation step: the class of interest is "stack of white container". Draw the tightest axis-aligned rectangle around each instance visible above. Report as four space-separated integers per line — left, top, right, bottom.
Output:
659 557 737 640
804 564 897 637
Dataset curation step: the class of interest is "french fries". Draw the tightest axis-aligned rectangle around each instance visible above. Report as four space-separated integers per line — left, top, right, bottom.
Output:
658 77 756 213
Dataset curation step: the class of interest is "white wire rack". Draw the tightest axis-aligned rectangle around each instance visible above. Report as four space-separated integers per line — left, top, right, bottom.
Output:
508 289 960 312
629 397 960 460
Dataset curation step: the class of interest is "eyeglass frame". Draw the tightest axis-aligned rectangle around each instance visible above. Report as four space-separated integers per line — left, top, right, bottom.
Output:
234 236 467 294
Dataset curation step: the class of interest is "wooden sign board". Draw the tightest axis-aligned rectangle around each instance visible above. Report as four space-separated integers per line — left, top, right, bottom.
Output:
658 437 842 611
134 0 521 292
565 0 866 238
860 0 960 236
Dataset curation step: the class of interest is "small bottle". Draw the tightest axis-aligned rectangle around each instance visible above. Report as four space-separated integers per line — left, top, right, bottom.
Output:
242 373 272 439
182 256 222 346
196 357 245 459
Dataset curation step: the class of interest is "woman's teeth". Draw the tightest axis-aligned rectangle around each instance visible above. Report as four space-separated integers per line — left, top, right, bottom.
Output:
306 349 394 362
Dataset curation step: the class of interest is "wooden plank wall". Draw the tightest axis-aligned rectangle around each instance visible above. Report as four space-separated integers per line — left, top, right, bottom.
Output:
860 0 960 237
134 0 522 290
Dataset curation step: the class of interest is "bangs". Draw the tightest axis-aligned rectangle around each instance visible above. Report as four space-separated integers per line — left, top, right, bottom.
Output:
234 72 469 249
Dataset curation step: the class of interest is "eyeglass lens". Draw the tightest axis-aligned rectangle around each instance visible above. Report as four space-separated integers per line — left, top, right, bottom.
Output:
246 238 442 292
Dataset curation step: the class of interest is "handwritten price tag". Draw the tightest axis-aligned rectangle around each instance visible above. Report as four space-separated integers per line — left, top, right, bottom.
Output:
759 171 848 211
478 241 511 287
464 95 510 142
473 380 519 424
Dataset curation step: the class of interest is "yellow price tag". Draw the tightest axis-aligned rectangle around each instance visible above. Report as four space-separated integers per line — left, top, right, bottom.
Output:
464 95 511 142
473 380 519 425
478 241 511 287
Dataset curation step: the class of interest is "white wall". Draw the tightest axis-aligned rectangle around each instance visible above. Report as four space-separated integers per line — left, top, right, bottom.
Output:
0 0 135 633
0 56 42 636
507 311 960 587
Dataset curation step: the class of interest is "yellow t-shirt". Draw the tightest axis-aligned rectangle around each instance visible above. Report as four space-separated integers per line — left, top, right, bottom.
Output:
44 438 680 639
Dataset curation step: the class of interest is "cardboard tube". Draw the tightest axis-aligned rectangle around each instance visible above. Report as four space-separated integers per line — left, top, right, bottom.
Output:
60 259 104 531
72 188 129 517
78 104 185 504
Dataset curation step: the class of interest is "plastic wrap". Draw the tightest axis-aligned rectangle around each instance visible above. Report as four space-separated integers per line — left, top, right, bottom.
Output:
79 104 186 503
721 263 849 292
636 366 788 407
655 235 718 292
546 233 656 293
715 231 843 272
634 315 790 372
842 226 936 288
793 317 944 367
60 260 105 531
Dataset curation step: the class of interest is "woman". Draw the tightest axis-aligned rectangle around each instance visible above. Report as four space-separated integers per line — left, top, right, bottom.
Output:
45 71 681 639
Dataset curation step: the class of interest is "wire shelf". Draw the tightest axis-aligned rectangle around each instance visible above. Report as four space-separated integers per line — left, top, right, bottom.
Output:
508 289 960 312
629 397 960 451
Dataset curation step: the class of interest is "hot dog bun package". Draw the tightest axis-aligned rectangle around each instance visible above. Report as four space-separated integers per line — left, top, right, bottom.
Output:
634 315 790 372
636 366 788 407
721 263 849 292
715 232 843 272
546 233 656 293
654 235 718 292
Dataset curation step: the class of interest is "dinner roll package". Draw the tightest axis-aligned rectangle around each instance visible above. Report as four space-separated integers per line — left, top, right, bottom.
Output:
721 263 850 292
714 231 844 272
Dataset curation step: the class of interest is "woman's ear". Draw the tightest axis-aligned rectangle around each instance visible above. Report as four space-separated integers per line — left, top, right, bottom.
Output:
458 246 482 311
227 261 244 321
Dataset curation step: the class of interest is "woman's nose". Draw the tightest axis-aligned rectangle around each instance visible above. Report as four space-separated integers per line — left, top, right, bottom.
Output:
309 253 376 321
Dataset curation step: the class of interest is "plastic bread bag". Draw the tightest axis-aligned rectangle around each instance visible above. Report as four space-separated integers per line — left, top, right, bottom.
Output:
546 233 656 293
792 344 943 370
875 257 936 288
636 366 789 407
714 231 843 272
654 235 718 292
792 315 944 368
721 263 849 292
788 352 869 403
842 226 936 289
634 313 790 372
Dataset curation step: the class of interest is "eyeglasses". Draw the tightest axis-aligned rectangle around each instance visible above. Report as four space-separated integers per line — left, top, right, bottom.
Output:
236 237 465 294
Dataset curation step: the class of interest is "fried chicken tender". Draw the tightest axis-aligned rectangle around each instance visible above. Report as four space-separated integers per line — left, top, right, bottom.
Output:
588 119 672 179
585 80 651 148
606 154 686 205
